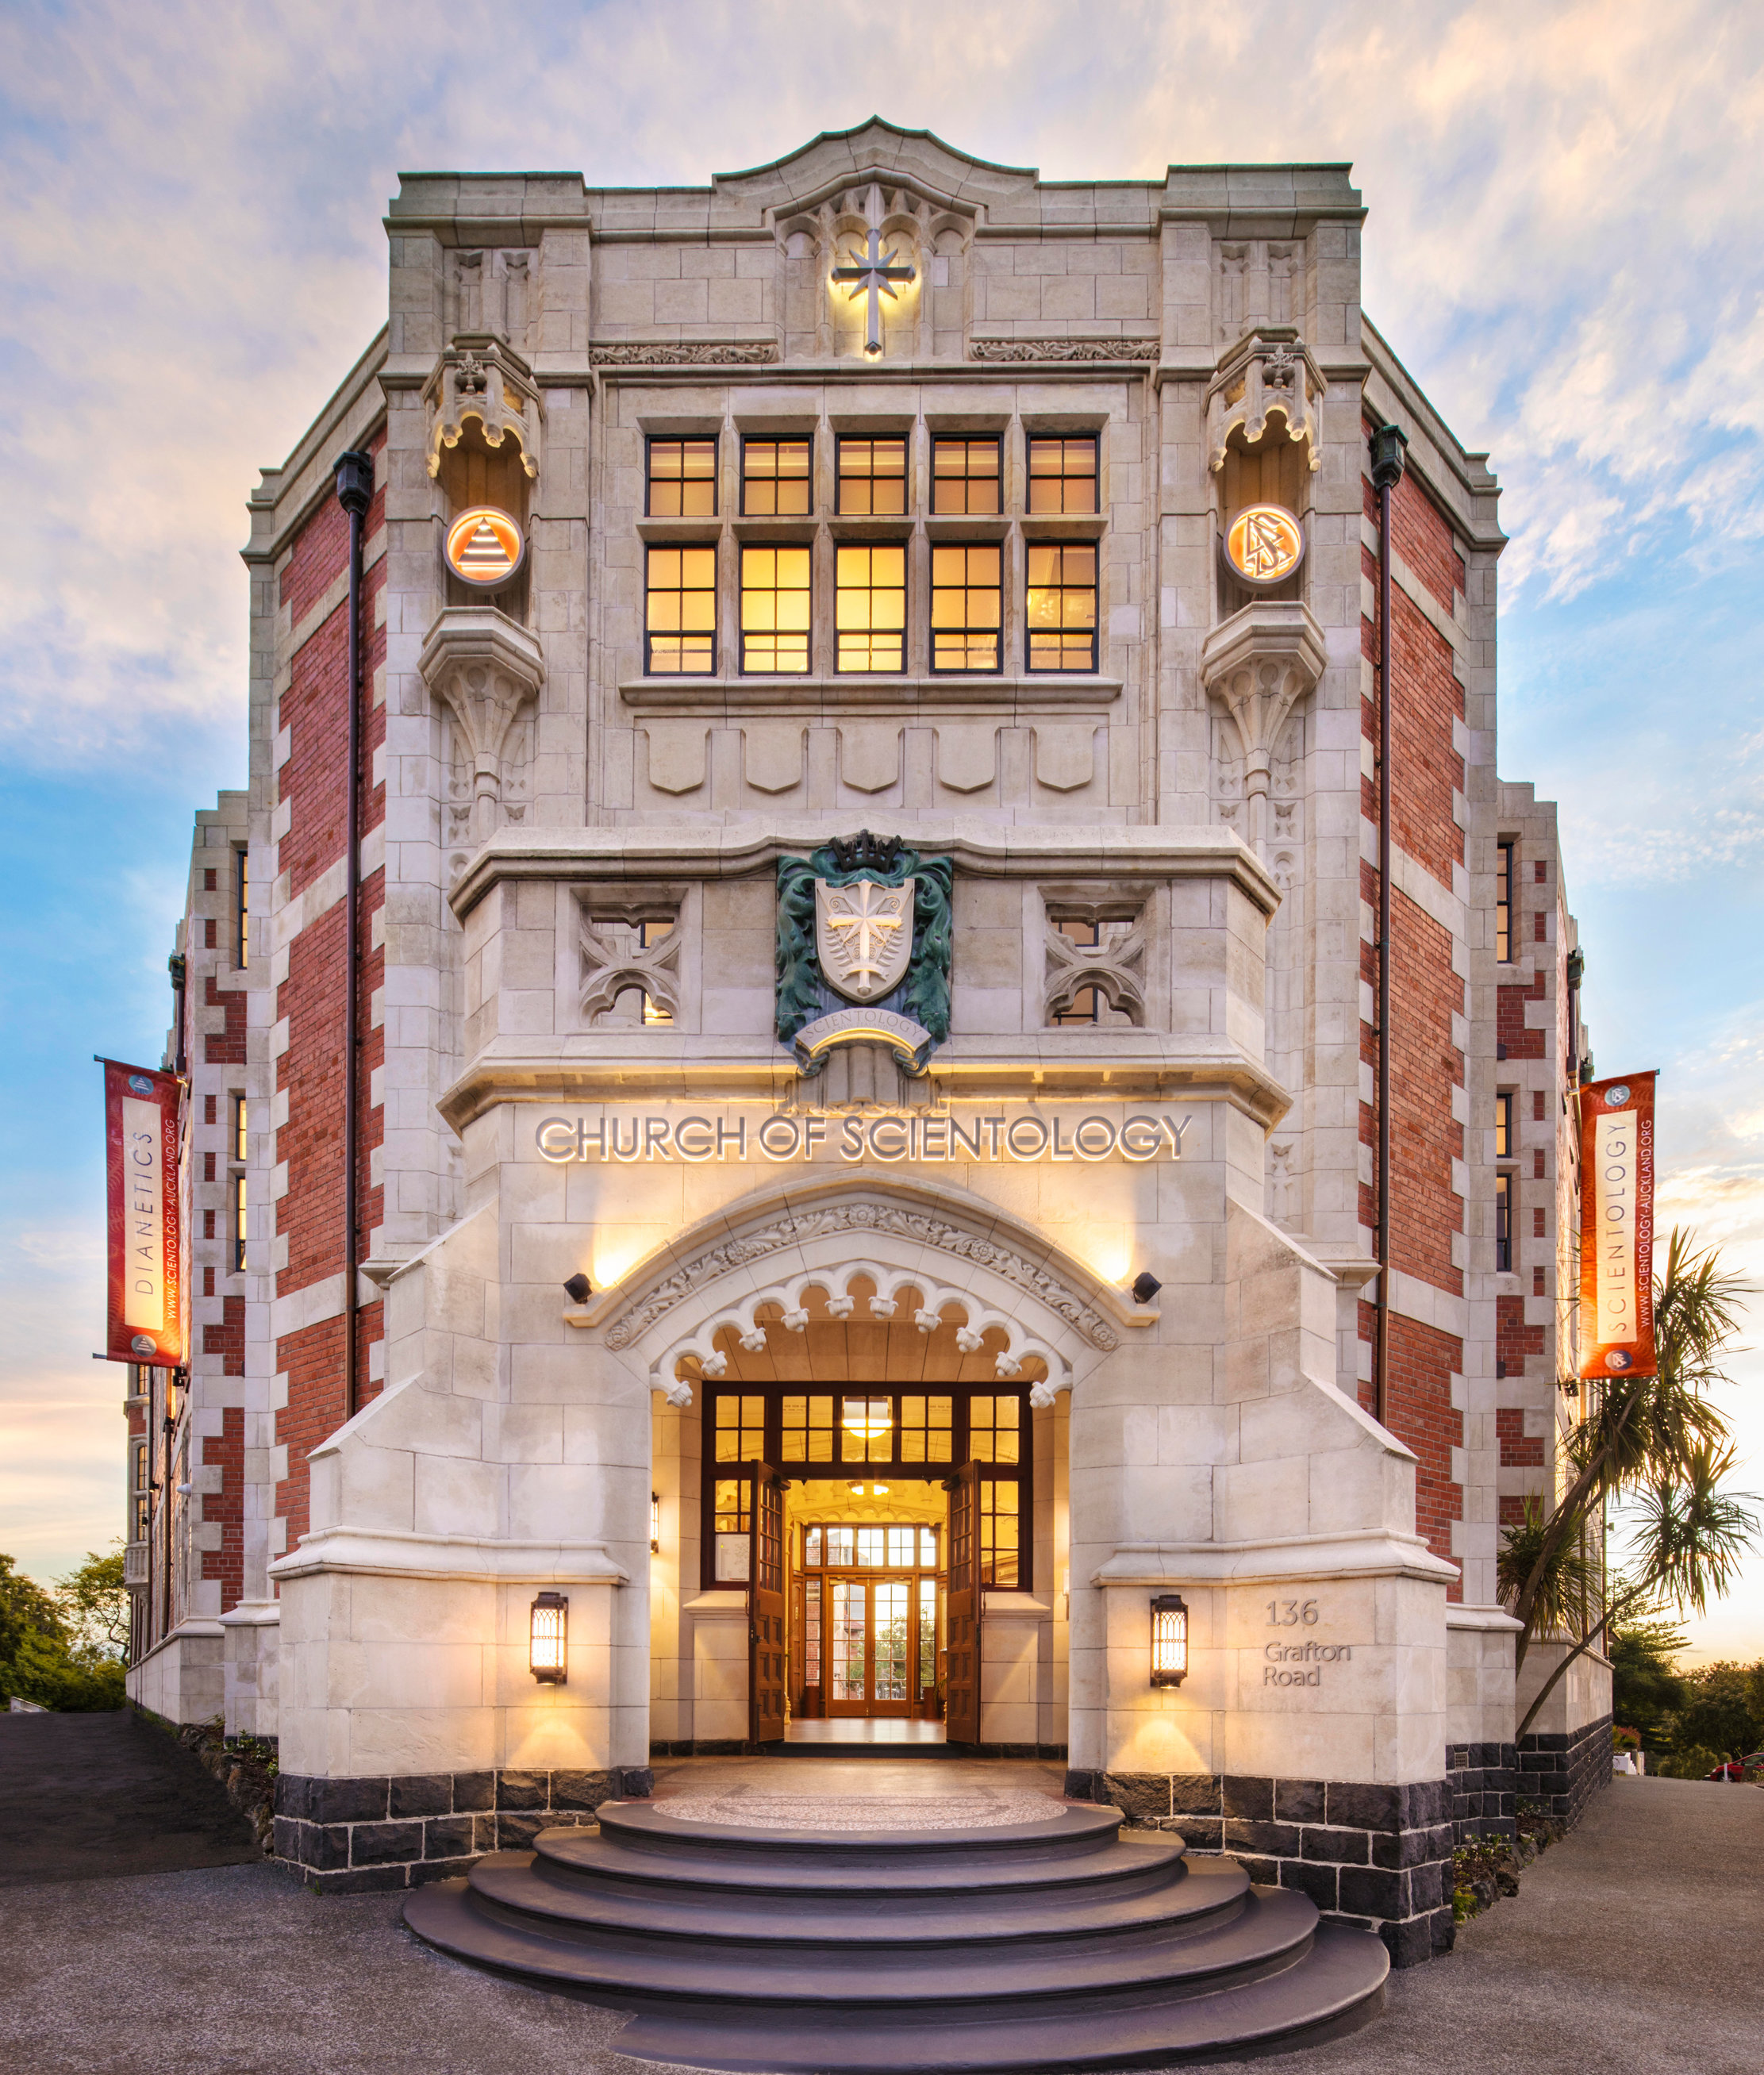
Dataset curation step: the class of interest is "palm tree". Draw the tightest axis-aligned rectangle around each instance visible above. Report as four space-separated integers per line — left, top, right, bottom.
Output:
1500 1228 1757 1739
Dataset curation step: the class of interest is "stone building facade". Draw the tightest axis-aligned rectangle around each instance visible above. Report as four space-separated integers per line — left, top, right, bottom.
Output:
124 122 1608 1962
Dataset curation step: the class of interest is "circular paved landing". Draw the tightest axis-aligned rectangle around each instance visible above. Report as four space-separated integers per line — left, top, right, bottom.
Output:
654 1789 1062 1830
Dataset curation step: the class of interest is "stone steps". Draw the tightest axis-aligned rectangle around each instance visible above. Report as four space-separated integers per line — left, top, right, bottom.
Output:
402 1796 1389 2072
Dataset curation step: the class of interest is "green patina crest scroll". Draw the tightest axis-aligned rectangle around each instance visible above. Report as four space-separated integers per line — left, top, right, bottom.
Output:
775 832 953 1055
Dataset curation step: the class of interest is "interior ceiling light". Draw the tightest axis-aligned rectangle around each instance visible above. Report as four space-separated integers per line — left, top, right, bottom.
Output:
841 1395 892 1439
848 1481 890 1497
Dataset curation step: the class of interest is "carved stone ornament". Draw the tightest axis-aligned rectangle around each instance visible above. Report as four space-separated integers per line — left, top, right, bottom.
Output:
419 607 545 847
1206 326 1325 474
1201 600 1327 859
658 1262 1066 1408
776 835 952 1076
424 336 541 482
588 341 778 365
578 905 681 1026
605 1200 1120 1357
970 337 1159 363
1043 909 1146 1026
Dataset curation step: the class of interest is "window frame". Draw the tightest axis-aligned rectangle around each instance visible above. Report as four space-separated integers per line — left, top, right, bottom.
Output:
1494 1091 1513 1161
699 1385 1032 1593
740 434 814 519
834 541 908 674
928 540 1004 675
644 542 719 677
740 543 813 676
1494 1170 1514 1274
834 434 908 517
1026 433 1100 517
1024 540 1100 674
1496 840 1515 963
930 436 1003 517
235 848 250 966
644 434 719 521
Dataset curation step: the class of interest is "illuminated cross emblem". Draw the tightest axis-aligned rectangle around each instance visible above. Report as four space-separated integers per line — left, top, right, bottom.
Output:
825 879 904 978
814 876 916 1001
832 226 916 359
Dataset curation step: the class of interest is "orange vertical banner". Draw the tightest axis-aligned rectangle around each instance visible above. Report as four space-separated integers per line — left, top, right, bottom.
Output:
1578 1071 1658 1380
102 1059 186 1366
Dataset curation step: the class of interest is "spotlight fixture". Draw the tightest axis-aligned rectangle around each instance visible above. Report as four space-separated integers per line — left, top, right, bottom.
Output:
563 1273 592 1305
1131 1271 1163 1305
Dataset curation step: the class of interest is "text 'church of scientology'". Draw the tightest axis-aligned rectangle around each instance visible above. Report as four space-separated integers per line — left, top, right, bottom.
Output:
121 121 1610 1973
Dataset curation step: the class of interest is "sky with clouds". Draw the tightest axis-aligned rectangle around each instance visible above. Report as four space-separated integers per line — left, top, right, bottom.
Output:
2 0 1759 1659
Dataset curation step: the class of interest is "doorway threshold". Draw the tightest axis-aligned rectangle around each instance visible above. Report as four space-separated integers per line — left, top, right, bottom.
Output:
778 1720 959 1758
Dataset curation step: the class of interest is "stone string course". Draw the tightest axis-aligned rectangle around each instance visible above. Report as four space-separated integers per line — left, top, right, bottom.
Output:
274 1765 655 1894
1067 1768 1456 1968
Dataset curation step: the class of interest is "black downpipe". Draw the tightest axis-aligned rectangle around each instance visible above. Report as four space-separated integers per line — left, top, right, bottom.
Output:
334 451 374 1422
1368 423 1408 1428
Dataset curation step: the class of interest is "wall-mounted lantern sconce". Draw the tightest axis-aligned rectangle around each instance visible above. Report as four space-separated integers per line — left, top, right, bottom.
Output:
529 1591 568 1683
650 1492 661 1552
1131 1271 1163 1305
1150 1593 1188 1688
563 1274 592 1305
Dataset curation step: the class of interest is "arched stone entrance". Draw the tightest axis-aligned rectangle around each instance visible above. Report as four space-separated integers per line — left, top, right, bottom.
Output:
577 1170 1145 1758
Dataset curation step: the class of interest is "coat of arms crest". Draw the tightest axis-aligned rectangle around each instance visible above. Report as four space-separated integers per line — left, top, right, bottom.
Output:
775 832 953 1075
814 876 915 1003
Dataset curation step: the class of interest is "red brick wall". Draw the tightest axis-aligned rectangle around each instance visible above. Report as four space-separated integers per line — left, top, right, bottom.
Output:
274 433 388 1558
1360 441 1470 1592
201 1405 244 1614
280 490 351 626
1359 874 1464 1300
1497 1406 1543 1468
1363 465 1466 613
1497 1293 1545 1380
1498 974 1547 1059
1388 1312 1463 1593
1360 559 1464 891
203 1294 244 1377
202 974 248 1066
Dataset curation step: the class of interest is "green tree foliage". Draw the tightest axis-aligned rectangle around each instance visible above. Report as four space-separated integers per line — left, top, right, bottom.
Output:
1608 1619 1688 1748
0 1553 67 1662
56 1547 129 1662
0 1550 125 1712
1675 1660 1764 1758
1500 1230 1758 1739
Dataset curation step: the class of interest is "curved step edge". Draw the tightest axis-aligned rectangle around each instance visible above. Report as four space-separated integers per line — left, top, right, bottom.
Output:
606 1926 1390 2074
530 1827 1186 1897
403 1881 1322 2013
466 1849 1250 1948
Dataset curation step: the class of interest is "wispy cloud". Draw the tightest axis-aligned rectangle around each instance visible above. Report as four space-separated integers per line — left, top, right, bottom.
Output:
3 0 1763 763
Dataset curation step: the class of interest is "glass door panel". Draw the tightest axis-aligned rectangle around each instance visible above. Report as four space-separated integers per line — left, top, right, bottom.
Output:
831 1580 867 1703
874 1582 909 1701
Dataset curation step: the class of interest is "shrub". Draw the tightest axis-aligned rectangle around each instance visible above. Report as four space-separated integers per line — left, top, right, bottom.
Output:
1654 1743 1725 1780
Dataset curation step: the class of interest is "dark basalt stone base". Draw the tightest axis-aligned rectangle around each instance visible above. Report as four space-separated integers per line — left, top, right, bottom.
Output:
403 1798 1389 2072
273 1765 652 1894
1064 1770 1455 1967
1518 1712 1612 1827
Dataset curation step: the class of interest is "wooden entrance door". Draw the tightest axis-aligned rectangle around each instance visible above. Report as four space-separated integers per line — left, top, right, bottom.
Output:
747 1462 786 1744
944 1462 982 1743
